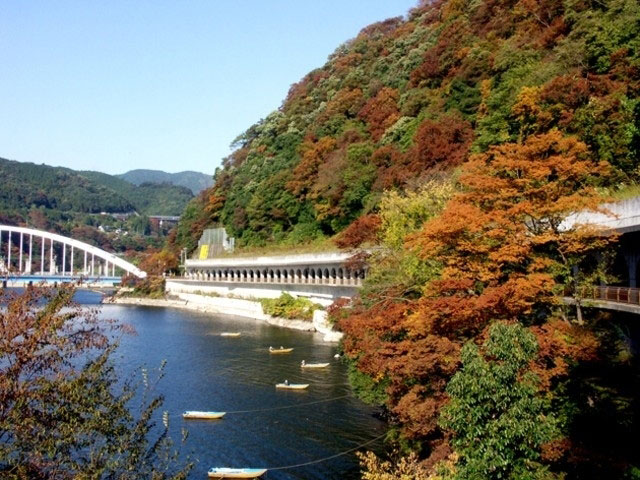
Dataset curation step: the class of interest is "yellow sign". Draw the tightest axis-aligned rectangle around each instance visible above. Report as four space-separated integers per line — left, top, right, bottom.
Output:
199 245 209 259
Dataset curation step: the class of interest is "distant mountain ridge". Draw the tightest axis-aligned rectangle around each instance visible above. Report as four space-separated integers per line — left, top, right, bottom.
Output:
0 157 193 217
117 169 212 194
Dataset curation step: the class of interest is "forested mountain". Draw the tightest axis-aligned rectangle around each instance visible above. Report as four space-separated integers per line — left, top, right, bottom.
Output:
167 1 640 478
118 169 212 194
0 157 193 254
0 157 134 214
173 0 639 252
80 171 194 216
0 158 193 217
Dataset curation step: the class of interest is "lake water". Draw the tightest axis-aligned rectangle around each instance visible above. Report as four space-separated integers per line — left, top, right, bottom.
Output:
81 291 385 479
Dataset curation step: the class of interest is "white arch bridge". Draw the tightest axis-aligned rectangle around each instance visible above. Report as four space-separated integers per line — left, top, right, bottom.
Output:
0 225 146 280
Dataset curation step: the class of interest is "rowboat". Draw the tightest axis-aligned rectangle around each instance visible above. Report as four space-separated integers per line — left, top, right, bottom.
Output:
207 467 267 478
276 382 309 390
220 332 241 337
269 346 293 354
300 361 330 368
182 411 225 420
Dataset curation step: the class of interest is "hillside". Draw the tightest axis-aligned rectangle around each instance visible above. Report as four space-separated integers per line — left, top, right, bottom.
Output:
80 171 194 216
0 157 134 214
118 169 213 194
0 158 193 253
173 0 639 253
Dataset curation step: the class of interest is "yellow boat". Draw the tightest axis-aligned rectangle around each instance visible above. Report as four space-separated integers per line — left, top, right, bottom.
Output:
220 332 241 337
182 411 226 420
269 346 293 354
300 361 330 368
275 382 309 390
208 467 267 478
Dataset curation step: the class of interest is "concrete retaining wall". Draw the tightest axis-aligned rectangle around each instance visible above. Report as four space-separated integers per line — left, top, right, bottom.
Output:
108 293 342 340
166 280 355 307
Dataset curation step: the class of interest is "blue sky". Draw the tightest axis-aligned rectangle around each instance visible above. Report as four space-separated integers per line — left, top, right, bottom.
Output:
0 1 417 175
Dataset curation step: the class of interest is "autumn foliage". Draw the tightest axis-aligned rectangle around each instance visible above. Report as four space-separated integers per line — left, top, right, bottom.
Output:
339 130 615 471
334 214 381 249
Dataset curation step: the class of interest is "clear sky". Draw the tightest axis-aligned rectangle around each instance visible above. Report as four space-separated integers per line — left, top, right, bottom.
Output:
0 1 417 176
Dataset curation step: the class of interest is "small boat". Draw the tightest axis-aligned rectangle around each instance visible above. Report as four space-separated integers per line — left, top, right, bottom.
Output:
276 382 309 390
269 346 293 354
220 332 241 337
300 361 330 368
207 467 267 478
182 411 226 420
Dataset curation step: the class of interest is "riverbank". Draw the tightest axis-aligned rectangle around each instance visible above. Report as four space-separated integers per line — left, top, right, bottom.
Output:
107 293 343 341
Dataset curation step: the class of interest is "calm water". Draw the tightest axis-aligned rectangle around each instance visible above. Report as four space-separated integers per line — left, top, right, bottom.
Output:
77 292 386 479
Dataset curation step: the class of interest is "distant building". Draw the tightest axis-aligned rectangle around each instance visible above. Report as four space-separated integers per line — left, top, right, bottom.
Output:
196 227 235 259
148 215 181 228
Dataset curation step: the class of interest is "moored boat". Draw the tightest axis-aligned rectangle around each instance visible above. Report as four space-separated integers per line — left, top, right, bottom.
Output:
300 361 330 368
220 332 241 337
207 467 267 478
275 382 309 390
268 346 293 354
182 411 225 420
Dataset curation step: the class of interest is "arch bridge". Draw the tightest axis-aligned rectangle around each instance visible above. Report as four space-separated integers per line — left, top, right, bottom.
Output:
0 225 146 280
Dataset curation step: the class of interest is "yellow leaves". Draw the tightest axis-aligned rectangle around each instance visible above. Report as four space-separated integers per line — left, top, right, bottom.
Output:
358 450 431 480
380 177 457 250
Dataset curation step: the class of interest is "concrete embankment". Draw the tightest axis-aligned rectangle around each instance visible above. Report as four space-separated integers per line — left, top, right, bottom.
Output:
106 293 343 341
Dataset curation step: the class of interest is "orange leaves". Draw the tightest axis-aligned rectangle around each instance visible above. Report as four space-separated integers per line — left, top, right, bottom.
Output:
286 136 337 198
530 319 599 391
339 129 615 453
410 131 613 335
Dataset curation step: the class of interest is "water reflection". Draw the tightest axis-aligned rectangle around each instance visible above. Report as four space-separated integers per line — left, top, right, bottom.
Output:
100 303 385 479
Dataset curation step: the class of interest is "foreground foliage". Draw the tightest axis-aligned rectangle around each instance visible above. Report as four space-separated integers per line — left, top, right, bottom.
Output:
0 286 190 479
440 323 560 480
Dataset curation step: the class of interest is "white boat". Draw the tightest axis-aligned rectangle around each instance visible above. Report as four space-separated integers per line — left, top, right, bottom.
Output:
220 332 241 337
300 361 330 368
275 382 309 390
182 411 225 420
207 467 267 478
268 346 293 354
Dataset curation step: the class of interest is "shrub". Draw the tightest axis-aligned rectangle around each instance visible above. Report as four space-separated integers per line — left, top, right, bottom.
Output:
260 293 321 320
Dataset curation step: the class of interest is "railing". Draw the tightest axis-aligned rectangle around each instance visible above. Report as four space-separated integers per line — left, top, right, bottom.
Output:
165 274 362 287
580 286 640 305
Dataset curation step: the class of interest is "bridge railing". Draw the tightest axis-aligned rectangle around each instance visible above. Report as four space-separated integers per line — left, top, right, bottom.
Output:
580 286 640 305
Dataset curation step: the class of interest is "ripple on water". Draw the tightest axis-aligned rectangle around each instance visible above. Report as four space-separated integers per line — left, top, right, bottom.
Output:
99 304 385 480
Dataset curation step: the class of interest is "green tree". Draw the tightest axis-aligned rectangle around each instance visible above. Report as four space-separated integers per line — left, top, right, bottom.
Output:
439 323 560 480
0 285 191 479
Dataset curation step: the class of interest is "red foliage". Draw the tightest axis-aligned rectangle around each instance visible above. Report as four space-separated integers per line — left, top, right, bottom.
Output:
406 112 473 172
410 18 472 86
334 214 381 249
371 145 408 190
540 74 590 110
358 87 401 141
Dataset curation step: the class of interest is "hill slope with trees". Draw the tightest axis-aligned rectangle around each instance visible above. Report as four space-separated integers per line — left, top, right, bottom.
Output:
0 158 193 218
167 1 640 478
118 169 213 194
0 157 194 254
172 0 639 253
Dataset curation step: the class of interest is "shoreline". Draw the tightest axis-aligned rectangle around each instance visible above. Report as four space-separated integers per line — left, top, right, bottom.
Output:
106 294 343 341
